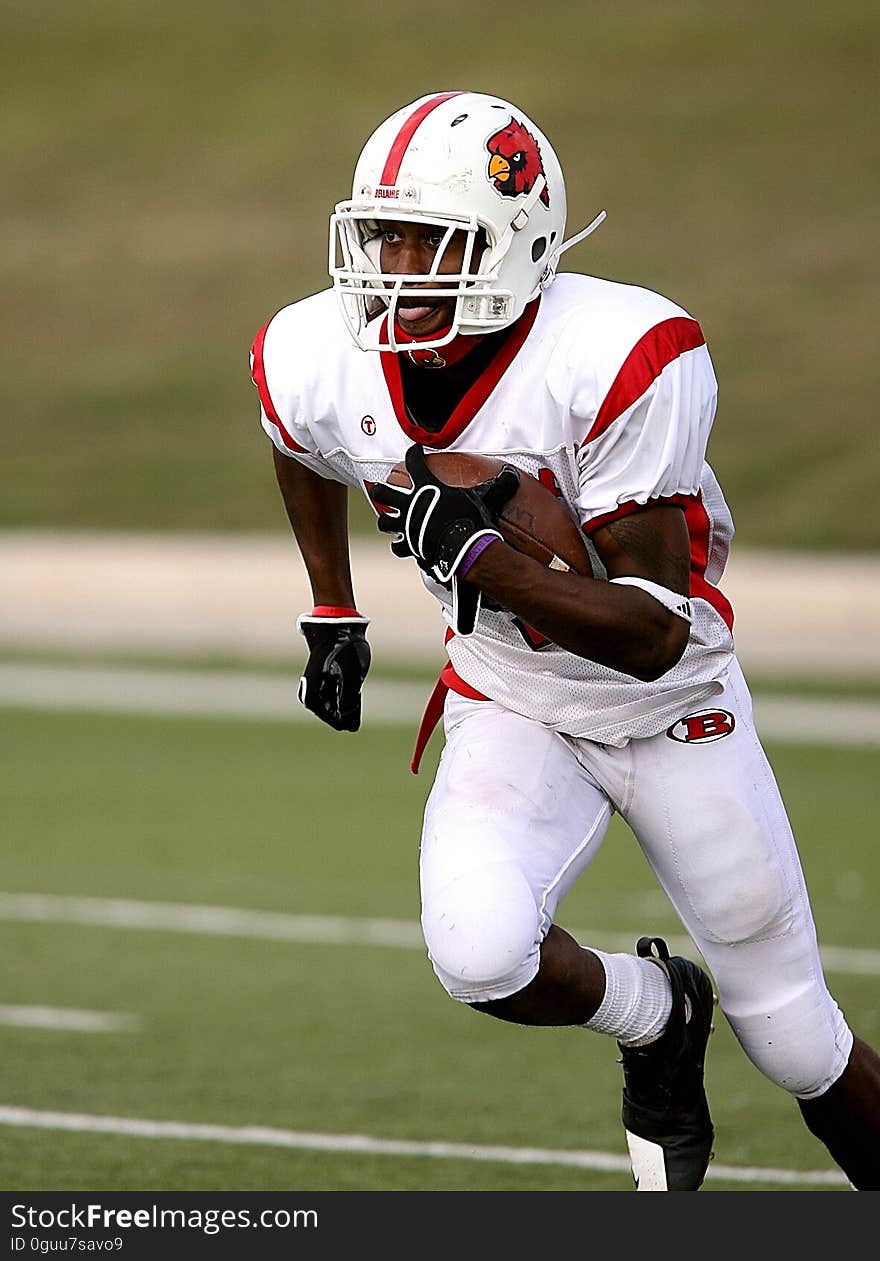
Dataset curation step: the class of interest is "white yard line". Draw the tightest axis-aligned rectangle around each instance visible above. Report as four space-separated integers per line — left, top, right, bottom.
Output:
1 892 877 978
749 695 880 747
0 663 427 725
0 892 425 949
2 662 880 745
0 1005 137 1033
0 1106 846 1187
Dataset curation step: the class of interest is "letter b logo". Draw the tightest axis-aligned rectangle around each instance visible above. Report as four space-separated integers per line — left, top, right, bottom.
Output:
666 709 736 744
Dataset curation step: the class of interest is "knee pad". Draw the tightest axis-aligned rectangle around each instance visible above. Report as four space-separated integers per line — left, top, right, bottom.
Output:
422 862 542 1004
725 988 853 1097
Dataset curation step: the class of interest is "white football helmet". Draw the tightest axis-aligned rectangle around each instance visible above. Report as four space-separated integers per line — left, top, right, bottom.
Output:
329 91 605 351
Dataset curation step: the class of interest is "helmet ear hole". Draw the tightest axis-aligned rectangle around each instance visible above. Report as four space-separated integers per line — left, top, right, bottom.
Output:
531 236 548 263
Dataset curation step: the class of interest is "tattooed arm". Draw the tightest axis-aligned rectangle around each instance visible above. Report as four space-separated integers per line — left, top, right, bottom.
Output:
465 504 691 681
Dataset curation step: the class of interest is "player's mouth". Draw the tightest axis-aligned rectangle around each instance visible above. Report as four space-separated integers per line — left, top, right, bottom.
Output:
396 299 454 333
397 304 435 323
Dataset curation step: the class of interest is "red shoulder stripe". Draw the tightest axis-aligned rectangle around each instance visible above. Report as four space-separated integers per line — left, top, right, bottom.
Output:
581 316 705 447
250 321 308 455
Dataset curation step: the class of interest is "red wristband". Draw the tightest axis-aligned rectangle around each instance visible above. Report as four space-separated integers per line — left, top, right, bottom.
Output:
311 605 361 618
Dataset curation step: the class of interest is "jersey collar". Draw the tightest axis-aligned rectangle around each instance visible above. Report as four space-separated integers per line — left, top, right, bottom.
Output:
379 297 541 448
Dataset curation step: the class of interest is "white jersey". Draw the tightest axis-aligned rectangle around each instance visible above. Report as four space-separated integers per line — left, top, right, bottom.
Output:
252 273 736 745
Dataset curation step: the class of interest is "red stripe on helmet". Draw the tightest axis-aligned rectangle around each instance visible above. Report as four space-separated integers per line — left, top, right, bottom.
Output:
379 92 465 186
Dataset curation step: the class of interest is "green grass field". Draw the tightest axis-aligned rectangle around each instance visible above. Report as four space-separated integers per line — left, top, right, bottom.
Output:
2 0 878 546
2 705 877 1191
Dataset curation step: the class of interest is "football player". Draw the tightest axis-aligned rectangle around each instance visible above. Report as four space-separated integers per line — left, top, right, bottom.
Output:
252 91 880 1190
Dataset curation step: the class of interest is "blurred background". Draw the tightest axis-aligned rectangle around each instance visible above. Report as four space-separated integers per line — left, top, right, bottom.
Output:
1 0 878 1192
3 0 877 542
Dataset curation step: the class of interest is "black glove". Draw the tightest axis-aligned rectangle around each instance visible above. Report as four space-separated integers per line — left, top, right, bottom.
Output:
296 612 371 732
369 446 519 635
369 444 520 582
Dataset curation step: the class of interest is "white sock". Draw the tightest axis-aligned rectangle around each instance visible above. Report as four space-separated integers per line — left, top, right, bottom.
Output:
582 948 672 1045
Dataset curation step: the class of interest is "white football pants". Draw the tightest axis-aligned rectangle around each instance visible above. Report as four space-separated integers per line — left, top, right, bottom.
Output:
420 659 852 1098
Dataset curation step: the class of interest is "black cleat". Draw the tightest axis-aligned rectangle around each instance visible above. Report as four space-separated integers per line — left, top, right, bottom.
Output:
618 936 715 1191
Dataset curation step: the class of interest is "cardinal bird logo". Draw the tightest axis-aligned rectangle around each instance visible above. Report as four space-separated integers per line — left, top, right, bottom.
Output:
407 348 447 368
486 117 550 207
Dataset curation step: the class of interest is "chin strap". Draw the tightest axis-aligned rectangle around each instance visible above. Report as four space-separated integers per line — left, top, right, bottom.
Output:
540 209 607 290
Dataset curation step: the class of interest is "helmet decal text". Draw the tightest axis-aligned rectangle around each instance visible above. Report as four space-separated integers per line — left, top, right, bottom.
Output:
486 117 550 207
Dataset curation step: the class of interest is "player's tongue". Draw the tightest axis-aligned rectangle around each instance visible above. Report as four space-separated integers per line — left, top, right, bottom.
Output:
398 304 435 323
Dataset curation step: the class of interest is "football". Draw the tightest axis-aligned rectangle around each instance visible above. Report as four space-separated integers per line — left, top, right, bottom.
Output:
386 452 593 577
